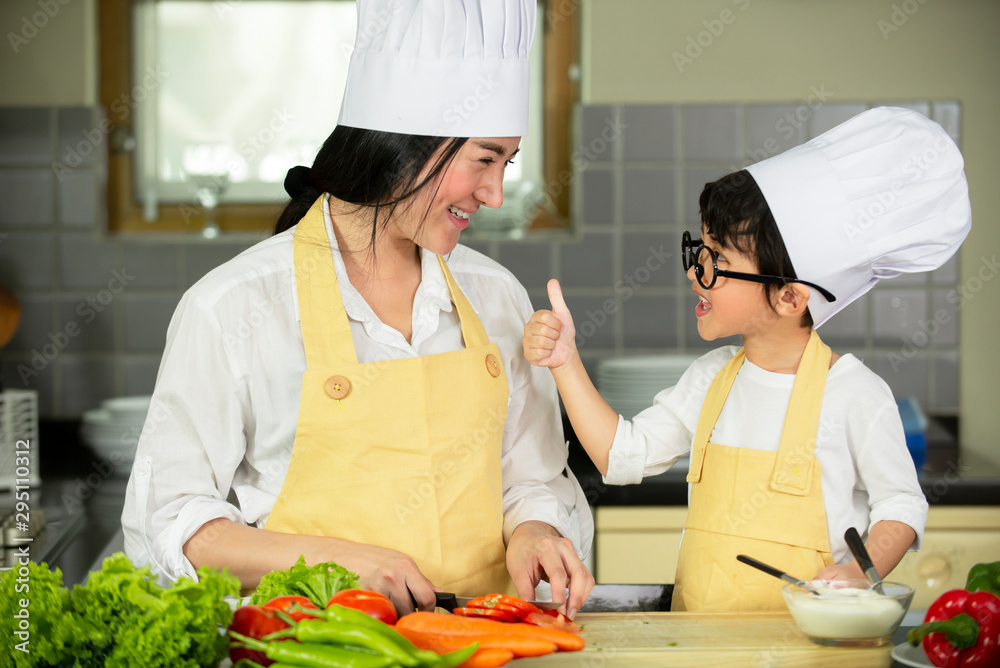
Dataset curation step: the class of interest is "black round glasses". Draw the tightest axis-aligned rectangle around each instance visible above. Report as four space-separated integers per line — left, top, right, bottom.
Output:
681 230 837 303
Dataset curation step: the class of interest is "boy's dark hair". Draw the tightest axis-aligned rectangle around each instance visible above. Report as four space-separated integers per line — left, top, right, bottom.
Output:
698 170 813 328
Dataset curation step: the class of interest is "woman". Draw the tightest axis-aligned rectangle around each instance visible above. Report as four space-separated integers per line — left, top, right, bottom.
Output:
122 0 594 618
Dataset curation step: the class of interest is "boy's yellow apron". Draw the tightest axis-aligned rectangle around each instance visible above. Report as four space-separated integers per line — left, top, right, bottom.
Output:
672 330 835 611
265 196 514 596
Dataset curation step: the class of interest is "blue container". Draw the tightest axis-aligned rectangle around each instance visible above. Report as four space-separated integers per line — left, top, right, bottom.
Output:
896 397 928 470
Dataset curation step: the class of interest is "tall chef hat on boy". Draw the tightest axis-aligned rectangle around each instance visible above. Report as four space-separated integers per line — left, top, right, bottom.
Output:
745 106 971 328
337 0 536 137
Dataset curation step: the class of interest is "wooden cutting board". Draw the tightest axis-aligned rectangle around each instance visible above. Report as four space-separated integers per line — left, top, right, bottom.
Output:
511 612 894 667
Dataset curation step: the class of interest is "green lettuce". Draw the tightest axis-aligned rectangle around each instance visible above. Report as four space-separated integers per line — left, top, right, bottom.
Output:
249 555 359 608
0 560 102 668
0 553 239 668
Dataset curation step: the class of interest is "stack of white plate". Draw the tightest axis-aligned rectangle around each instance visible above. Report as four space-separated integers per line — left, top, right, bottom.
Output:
81 396 151 476
596 355 698 421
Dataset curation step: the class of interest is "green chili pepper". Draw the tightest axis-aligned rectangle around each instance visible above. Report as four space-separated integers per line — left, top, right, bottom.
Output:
264 620 418 667
434 643 480 668
965 561 1000 597
229 631 395 668
307 604 393 629
233 660 269 668
307 605 439 665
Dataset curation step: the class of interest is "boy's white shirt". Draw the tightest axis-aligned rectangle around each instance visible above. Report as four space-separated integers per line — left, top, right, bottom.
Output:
605 346 928 567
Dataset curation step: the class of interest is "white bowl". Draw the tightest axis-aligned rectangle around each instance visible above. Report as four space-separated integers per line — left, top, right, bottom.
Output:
783 579 913 647
82 407 114 425
102 395 151 420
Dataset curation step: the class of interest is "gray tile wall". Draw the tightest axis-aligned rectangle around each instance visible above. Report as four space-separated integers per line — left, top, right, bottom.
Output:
0 107 262 416
0 102 963 417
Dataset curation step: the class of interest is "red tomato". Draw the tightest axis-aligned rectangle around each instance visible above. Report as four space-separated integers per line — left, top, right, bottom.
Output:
452 606 521 623
524 610 582 634
263 595 322 622
469 593 541 619
327 589 398 625
227 604 290 665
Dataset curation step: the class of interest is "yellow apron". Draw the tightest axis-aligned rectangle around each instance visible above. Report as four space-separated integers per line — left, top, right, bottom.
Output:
672 330 835 612
265 196 514 596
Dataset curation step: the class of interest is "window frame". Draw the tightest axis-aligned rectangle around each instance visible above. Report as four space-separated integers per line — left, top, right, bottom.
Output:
98 0 577 235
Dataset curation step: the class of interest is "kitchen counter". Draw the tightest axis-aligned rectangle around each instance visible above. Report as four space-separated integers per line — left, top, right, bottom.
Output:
513 611 911 667
0 472 127 586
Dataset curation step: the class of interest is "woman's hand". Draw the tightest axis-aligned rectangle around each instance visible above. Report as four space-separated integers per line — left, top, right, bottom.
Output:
184 519 438 616
523 279 578 371
340 543 439 616
506 520 595 620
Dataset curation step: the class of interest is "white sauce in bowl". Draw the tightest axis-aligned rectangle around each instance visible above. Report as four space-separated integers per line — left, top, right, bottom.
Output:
786 586 905 639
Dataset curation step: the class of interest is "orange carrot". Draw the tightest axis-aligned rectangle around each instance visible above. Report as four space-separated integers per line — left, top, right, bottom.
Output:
459 648 515 668
397 612 586 652
396 626 557 657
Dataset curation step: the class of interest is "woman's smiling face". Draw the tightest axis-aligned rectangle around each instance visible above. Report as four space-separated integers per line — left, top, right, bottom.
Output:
397 137 520 255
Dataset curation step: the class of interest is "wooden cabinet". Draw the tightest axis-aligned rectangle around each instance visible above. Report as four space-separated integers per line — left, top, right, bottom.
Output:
595 507 686 585
892 507 1000 609
595 505 1000 609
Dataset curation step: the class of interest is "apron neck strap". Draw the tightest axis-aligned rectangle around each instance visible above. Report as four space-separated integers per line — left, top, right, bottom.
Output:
687 349 745 483
293 196 490 367
768 329 831 496
294 196 354 367
436 255 490 349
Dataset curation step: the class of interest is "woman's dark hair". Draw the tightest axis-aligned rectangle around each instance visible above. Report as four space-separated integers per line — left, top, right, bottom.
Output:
698 170 813 327
273 126 468 253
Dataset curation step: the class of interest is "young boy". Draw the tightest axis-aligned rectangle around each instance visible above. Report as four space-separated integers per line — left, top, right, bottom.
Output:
523 107 971 612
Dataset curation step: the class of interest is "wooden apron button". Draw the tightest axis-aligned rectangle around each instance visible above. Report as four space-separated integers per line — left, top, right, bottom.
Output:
485 354 501 378
325 375 351 400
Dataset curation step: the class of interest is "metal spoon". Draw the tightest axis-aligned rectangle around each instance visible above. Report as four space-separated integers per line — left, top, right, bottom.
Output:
844 527 885 594
736 555 821 595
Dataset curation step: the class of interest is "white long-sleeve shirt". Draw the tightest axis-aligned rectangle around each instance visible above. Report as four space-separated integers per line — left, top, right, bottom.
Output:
606 347 928 565
122 198 594 581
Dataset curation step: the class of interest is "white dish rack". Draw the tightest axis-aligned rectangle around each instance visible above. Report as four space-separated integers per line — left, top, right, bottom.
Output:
0 389 40 488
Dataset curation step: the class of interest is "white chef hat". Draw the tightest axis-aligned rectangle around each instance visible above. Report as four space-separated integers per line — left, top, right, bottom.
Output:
337 0 536 138
745 106 971 328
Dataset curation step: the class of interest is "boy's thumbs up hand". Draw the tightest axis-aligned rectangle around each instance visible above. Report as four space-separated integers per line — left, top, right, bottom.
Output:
546 278 572 325
522 279 578 370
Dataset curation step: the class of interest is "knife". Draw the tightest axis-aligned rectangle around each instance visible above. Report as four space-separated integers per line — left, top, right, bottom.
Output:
433 592 563 612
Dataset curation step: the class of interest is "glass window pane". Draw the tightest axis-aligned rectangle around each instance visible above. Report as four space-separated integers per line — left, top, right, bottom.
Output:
136 0 545 235
149 1 355 203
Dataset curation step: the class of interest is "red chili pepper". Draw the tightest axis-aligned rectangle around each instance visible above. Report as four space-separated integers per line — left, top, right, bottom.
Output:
468 594 542 619
523 609 582 634
467 599 526 618
452 606 521 623
907 589 1000 668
